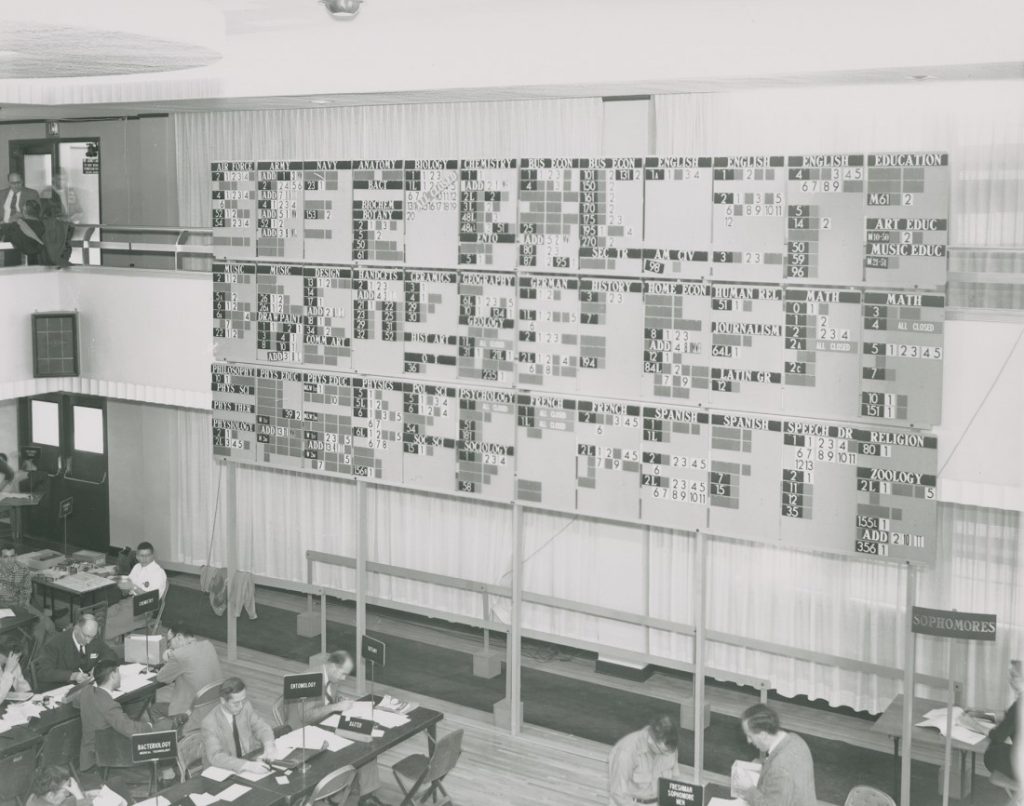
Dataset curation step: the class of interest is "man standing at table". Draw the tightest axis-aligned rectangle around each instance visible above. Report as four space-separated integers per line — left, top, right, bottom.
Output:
736 704 817 806
201 677 278 776
608 714 680 805
0 173 40 265
0 541 56 646
153 623 222 719
128 542 168 599
75 660 155 773
36 612 117 688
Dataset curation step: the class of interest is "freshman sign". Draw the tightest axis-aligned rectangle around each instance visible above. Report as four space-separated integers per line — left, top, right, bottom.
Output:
659 779 704 806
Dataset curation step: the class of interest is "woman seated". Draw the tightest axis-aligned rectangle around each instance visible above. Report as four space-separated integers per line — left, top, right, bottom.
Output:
0 638 31 702
25 766 92 806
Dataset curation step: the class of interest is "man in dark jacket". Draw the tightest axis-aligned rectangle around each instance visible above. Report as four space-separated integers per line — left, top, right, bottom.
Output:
36 613 117 689
737 704 817 806
74 660 153 771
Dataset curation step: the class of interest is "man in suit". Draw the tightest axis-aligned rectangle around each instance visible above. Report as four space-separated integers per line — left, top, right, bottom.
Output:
737 704 817 806
74 660 153 772
298 650 385 806
36 613 118 689
0 173 40 265
153 623 222 718
201 677 277 775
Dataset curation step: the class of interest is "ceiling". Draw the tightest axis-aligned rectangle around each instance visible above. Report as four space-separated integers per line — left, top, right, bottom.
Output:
0 0 1022 120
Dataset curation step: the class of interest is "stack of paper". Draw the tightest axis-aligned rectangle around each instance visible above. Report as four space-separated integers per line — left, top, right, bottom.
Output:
730 760 761 798
132 797 170 806
188 794 219 806
709 799 749 806
0 608 16 619
90 785 127 806
216 785 251 803
916 706 988 745
116 664 156 698
274 725 351 753
201 767 234 783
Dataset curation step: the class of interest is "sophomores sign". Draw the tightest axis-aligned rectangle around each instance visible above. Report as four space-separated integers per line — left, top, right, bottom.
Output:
911 607 997 641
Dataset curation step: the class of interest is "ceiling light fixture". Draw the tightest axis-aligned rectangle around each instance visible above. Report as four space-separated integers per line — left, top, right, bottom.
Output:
322 0 363 20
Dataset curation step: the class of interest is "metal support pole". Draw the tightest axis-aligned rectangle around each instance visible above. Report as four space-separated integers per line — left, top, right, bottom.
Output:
482 591 490 653
899 563 918 806
224 462 238 662
693 530 706 784
355 480 368 694
306 556 314 613
320 589 327 657
506 504 523 736
941 640 955 806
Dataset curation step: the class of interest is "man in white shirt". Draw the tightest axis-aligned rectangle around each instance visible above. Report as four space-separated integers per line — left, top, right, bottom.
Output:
608 714 680 805
128 541 168 599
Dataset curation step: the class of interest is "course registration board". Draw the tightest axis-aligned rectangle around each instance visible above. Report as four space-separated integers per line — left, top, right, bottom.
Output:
212 152 949 289
215 263 944 427
212 362 936 562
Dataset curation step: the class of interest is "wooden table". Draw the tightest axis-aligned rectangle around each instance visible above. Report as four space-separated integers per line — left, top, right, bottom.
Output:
0 606 38 646
33 571 119 620
0 676 162 760
159 704 444 805
871 694 989 799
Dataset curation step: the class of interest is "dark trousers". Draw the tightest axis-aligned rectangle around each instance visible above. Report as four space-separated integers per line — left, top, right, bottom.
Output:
985 742 1018 781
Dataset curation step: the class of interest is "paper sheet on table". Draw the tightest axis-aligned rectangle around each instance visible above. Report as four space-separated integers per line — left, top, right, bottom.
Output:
0 608 16 618
916 706 988 745
342 701 409 728
236 768 272 781
91 786 127 806
133 797 170 806
116 665 156 698
188 794 219 806
201 767 234 782
274 724 352 753
217 785 251 802
320 713 341 728
709 799 749 806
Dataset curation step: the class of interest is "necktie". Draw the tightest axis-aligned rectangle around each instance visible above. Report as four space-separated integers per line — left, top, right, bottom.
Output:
232 716 243 758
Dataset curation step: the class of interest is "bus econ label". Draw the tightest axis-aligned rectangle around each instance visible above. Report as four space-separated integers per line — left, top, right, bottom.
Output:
911 606 996 641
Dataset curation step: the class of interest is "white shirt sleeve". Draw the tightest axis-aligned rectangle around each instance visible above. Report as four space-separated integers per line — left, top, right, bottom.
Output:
129 562 168 598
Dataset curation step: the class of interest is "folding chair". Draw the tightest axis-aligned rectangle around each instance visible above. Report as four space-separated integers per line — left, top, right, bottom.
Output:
176 732 205 782
0 747 37 805
391 728 463 806
302 765 357 806
844 786 896 806
95 727 157 798
182 680 224 734
990 771 1022 806
37 717 84 776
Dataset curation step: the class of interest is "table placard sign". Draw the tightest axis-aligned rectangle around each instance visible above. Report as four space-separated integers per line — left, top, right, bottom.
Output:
339 715 374 735
133 588 160 618
131 730 178 763
909 607 997 806
58 497 73 518
361 636 386 666
283 672 324 701
659 779 704 806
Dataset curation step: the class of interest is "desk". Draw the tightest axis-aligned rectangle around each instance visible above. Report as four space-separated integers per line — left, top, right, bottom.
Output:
0 677 162 760
158 773 285 806
159 705 443 806
33 571 119 620
871 694 989 798
0 492 43 545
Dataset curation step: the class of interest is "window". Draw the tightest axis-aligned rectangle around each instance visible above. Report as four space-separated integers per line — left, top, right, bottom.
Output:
31 400 60 446
72 406 104 454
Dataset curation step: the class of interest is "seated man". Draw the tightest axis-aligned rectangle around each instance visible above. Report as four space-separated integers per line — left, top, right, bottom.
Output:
981 659 1021 782
26 765 99 806
0 638 32 701
608 714 680 806
201 677 277 775
75 660 155 772
154 622 222 718
0 541 56 646
299 650 384 806
128 542 168 599
36 613 117 689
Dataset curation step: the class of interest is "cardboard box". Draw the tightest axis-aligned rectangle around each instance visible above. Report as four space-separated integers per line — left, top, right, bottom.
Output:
124 633 165 665
72 550 106 564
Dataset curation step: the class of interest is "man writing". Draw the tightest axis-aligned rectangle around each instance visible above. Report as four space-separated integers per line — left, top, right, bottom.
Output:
201 677 278 775
737 704 817 806
608 714 680 805
75 660 157 772
36 613 117 689
0 541 56 646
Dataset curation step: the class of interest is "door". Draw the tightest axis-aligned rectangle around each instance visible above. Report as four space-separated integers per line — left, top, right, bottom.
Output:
9 138 102 264
17 393 110 551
